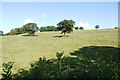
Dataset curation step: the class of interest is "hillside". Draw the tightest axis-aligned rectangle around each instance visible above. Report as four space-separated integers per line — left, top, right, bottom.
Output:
2 29 118 71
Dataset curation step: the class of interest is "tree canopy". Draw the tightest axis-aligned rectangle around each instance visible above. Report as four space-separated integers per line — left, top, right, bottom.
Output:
74 27 79 30
22 23 39 35
10 29 17 35
39 26 57 32
57 19 75 36
6 23 39 36
0 30 3 36
95 25 100 29
79 27 84 30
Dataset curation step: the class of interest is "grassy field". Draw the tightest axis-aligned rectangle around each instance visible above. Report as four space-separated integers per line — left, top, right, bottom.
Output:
2 29 118 72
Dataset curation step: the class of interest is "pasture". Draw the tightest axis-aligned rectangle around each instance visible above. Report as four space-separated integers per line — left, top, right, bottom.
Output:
2 29 118 72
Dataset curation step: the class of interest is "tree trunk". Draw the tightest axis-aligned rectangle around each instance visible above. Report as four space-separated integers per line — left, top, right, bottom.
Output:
64 32 65 36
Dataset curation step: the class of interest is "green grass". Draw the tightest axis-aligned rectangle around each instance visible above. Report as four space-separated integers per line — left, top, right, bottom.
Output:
2 29 118 72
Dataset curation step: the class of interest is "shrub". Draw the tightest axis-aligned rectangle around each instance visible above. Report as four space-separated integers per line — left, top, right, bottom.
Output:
1 62 14 80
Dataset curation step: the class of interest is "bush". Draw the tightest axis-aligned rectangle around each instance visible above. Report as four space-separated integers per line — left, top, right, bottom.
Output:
1 46 119 79
114 27 118 29
10 29 17 35
1 62 14 80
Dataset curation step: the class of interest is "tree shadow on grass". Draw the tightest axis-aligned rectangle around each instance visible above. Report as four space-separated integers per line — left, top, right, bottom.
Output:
70 46 119 62
53 35 69 37
70 46 120 79
22 35 38 36
10 46 120 79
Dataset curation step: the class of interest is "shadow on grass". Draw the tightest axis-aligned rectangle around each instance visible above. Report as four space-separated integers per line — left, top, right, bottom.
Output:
70 46 119 62
53 35 69 37
22 35 38 36
4 46 119 79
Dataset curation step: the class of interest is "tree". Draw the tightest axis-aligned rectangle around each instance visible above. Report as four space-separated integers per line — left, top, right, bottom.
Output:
0 30 3 36
22 23 39 35
79 27 84 30
57 19 75 36
10 29 17 35
114 27 118 29
15 28 23 34
46 26 57 31
6 28 23 35
4 33 10 36
74 27 78 30
95 25 100 29
39 26 57 32
39 27 46 32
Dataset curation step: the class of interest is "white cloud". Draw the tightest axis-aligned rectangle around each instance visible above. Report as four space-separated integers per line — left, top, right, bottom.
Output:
76 22 94 30
41 14 47 18
24 18 34 24
23 18 41 27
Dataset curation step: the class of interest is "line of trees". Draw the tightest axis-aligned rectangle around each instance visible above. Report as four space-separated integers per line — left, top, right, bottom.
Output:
39 26 57 32
3 19 103 36
5 19 75 36
38 19 76 36
74 27 84 30
74 25 100 30
5 23 39 36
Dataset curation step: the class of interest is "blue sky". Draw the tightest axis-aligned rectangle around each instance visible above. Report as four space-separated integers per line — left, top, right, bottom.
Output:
1 2 118 33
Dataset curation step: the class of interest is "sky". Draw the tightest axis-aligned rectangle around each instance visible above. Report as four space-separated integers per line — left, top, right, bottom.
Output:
1 2 118 33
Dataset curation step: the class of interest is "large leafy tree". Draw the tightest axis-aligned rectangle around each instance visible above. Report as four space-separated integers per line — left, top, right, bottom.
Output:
22 23 39 35
57 19 75 36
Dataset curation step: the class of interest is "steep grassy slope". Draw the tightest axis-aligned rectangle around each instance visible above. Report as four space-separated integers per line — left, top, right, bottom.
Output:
2 29 118 71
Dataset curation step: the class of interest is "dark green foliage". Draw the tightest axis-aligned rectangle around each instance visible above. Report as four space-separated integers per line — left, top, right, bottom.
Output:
70 46 119 79
4 33 10 36
79 27 84 30
1 62 14 80
95 25 100 29
39 27 47 32
57 19 75 36
14 28 23 34
2 46 119 79
9 29 18 35
114 27 118 29
56 52 64 60
8 28 23 35
39 26 57 32
74 27 78 30
6 23 39 36
22 23 39 35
